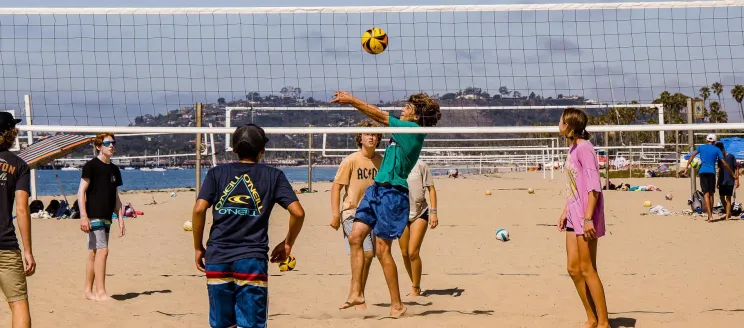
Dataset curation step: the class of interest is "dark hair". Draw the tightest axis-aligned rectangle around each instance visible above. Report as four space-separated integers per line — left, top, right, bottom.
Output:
715 141 725 152
232 124 268 161
0 128 18 151
408 93 442 127
355 120 382 148
561 107 591 140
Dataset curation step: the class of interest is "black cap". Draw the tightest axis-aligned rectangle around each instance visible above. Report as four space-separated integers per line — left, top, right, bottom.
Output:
233 124 269 153
0 112 21 132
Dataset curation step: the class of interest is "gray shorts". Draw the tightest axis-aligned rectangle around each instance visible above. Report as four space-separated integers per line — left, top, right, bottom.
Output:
87 219 112 250
342 211 375 254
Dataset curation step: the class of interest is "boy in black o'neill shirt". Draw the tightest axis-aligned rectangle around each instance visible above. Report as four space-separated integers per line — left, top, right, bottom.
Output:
192 124 305 328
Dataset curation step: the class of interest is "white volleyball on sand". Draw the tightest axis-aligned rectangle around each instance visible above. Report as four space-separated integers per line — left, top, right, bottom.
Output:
183 220 193 231
528 188 535 194
485 190 492 196
496 228 510 241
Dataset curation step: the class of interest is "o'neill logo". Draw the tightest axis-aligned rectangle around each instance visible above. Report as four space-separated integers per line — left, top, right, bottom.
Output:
215 173 263 216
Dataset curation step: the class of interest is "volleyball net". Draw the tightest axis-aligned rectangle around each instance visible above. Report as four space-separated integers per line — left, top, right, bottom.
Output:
3 2 744 163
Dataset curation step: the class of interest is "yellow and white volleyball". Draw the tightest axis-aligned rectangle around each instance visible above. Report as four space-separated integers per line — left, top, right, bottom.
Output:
643 200 652 207
690 157 701 170
485 190 492 196
528 188 535 194
279 254 297 272
183 220 193 231
496 228 510 242
362 27 388 55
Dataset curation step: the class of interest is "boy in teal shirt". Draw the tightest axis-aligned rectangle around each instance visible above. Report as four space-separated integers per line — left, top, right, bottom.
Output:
331 91 441 317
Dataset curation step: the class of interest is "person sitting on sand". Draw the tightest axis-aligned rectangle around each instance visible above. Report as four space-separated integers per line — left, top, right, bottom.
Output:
192 124 305 328
329 120 383 311
77 133 126 301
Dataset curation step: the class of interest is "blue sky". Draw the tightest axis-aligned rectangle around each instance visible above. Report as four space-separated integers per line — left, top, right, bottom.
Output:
2 0 743 125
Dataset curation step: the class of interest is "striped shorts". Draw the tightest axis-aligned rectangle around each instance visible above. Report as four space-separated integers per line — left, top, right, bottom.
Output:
206 258 268 328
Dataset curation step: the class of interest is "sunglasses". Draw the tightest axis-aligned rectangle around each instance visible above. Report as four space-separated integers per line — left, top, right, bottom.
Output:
102 141 117 147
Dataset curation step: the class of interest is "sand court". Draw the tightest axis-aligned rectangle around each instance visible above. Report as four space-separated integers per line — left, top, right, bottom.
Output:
2 172 743 327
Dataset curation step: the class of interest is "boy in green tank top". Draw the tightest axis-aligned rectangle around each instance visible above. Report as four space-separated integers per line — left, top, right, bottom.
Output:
331 91 441 318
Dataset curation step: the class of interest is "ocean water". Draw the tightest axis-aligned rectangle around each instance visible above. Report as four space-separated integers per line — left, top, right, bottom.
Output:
34 167 339 196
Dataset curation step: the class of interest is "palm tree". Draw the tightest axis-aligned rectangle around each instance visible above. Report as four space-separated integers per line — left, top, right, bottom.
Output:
709 101 728 123
731 85 744 121
712 82 724 116
699 86 711 121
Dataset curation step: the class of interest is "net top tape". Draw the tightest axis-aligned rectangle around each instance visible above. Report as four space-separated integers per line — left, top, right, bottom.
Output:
1 1 743 15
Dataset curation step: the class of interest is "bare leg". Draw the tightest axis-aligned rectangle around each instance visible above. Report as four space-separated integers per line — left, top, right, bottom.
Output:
94 248 112 301
8 299 31 328
397 224 413 283
376 238 406 318
566 232 597 328
406 219 428 296
578 237 610 328
724 195 732 220
359 250 374 309
84 249 97 300
340 221 371 310
705 192 714 222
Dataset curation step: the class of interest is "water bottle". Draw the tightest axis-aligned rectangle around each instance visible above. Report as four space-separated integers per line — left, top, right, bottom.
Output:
696 207 702 214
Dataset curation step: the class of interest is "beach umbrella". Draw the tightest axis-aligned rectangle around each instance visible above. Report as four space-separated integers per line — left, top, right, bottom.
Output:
17 134 93 169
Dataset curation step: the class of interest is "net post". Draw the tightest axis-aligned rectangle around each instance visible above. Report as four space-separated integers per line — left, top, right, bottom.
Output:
604 132 609 189
307 128 313 192
629 142 633 178
675 130 679 178
195 103 203 200
23 95 37 201
686 98 696 198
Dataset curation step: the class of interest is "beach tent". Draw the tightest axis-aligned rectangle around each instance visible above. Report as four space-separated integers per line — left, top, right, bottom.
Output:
683 137 744 161
17 134 93 169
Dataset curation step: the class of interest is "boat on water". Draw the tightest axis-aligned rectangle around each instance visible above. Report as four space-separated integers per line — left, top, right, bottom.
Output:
60 166 81 171
124 167 136 171
151 167 167 172
140 167 153 172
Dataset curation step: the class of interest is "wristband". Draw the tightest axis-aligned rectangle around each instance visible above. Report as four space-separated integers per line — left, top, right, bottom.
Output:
583 218 593 223
429 209 437 214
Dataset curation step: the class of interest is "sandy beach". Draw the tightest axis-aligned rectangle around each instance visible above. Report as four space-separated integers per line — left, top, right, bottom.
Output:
2 171 743 327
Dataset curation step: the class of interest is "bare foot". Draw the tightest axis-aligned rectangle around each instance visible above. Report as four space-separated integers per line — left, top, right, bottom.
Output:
390 305 407 318
96 293 113 301
410 286 421 297
581 320 598 328
339 297 366 311
84 292 97 301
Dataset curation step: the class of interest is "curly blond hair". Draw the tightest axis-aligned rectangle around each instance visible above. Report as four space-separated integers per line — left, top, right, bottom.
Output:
408 93 442 127
0 128 19 151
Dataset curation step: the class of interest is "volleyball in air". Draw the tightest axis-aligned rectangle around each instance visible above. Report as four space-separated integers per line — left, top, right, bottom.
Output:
495 228 510 242
183 220 193 231
690 157 701 170
279 254 297 272
362 27 388 55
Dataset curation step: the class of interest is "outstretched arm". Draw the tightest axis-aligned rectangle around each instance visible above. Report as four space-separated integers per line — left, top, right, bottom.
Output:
683 151 699 173
330 91 390 126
